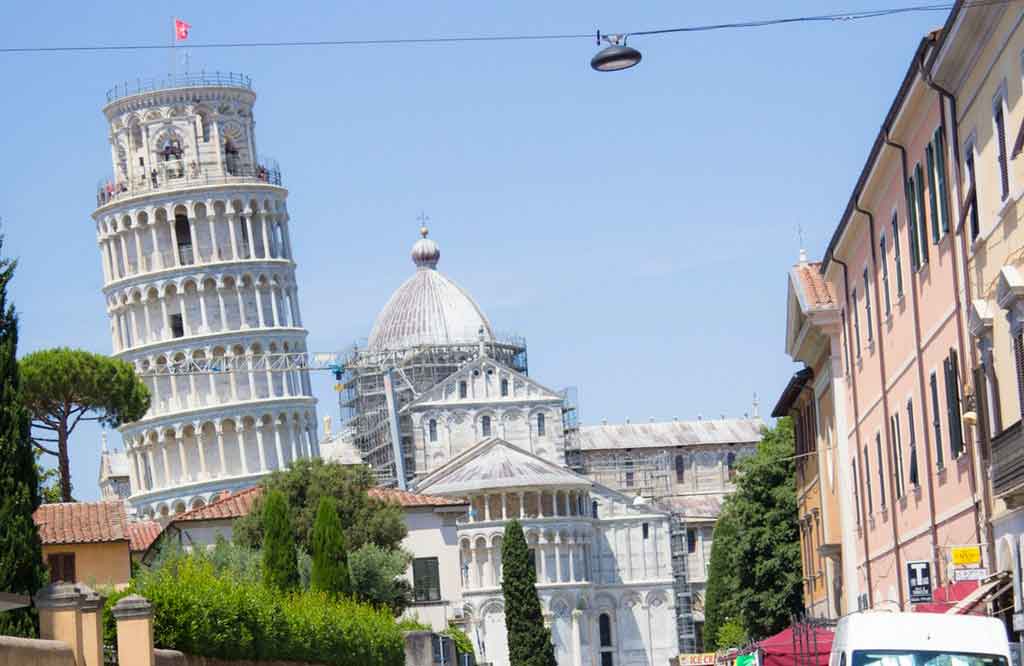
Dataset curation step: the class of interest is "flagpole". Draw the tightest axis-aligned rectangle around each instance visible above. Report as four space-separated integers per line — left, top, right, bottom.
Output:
171 16 176 81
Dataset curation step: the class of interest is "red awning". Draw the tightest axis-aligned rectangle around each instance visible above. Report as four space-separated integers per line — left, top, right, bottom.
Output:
913 580 981 614
757 626 834 666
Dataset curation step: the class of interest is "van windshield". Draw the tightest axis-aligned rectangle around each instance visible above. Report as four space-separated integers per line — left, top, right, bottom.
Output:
853 650 1007 666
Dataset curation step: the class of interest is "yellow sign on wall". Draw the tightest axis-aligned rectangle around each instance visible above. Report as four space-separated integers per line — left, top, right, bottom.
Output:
951 546 981 566
677 654 717 666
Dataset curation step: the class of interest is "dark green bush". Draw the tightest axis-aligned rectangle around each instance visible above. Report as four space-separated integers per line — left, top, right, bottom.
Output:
125 552 404 666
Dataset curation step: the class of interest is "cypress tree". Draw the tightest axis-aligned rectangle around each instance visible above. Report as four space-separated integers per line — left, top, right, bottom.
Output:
261 489 298 590
0 245 47 637
311 495 350 596
501 520 556 666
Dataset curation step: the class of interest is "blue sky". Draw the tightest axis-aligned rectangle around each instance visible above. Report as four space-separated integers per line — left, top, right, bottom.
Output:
0 2 948 500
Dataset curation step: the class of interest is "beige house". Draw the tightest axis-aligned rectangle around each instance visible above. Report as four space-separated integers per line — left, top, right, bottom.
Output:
930 0 1024 630
33 501 134 589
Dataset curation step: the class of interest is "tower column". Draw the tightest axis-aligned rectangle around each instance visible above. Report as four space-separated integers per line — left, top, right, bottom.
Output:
196 423 208 479
273 417 285 468
176 432 187 482
217 287 228 331
255 421 268 471
215 424 227 477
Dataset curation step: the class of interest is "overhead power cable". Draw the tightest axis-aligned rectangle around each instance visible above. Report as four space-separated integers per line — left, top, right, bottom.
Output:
0 0 1013 55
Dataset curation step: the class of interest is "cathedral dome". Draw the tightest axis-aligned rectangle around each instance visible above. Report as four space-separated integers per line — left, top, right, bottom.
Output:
368 228 496 352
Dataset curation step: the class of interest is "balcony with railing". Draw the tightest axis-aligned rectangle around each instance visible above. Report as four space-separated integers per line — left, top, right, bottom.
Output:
991 419 1024 505
105 71 253 104
97 159 282 207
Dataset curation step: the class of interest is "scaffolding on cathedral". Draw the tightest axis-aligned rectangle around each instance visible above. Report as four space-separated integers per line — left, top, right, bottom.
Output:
564 447 698 653
337 335 528 487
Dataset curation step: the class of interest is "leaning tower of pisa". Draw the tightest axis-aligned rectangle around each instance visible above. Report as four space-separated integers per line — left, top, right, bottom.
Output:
91 73 318 519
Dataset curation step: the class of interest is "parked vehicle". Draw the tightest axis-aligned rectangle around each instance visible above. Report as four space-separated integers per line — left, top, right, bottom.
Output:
830 612 1010 666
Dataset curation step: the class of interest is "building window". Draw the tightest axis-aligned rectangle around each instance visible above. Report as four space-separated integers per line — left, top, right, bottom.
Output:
863 269 873 342
907 170 928 270
996 98 1010 199
930 372 944 469
675 455 686 483
500 378 509 397
169 313 184 338
481 415 492 438
907 400 920 488
599 613 614 666
459 381 467 399
642 523 650 540
412 557 441 602
47 553 76 583
945 349 965 458
863 446 873 514
592 500 599 518
926 142 941 243
891 213 904 297
965 149 980 241
875 435 886 510
687 529 697 554
624 460 634 488
726 452 737 481
428 419 438 443
915 164 930 266
852 291 862 358
852 460 861 526
890 414 905 498
842 311 851 373
880 234 892 316
933 127 950 234
537 413 546 436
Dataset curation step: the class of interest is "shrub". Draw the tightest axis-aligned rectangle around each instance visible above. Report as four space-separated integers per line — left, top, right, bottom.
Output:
348 543 412 615
443 622 475 658
123 552 403 666
311 496 350 596
262 489 299 591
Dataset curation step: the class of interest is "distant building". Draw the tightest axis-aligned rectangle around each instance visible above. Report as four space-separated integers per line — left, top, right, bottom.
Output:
571 417 762 647
98 432 132 501
33 501 134 589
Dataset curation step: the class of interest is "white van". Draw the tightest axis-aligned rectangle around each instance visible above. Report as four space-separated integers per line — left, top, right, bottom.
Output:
830 613 1011 666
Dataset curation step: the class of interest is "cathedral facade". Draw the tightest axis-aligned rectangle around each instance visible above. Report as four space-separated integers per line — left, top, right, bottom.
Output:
345 229 680 666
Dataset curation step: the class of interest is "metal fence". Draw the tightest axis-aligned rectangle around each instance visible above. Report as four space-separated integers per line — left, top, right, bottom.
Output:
106 72 253 103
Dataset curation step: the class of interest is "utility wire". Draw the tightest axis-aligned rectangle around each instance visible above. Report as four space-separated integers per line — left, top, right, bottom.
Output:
0 0 1015 55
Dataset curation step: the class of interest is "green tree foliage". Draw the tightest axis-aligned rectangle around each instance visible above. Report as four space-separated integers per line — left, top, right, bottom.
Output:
703 418 802 644
262 489 299 591
443 622 475 659
20 348 150 501
715 620 749 650
501 520 557 666
34 449 61 504
235 459 406 554
106 550 404 666
0 245 47 638
348 543 411 615
311 496 350 596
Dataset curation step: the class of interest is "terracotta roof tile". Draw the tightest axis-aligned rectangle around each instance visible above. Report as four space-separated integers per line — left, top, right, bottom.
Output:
33 501 128 545
127 521 163 552
795 262 835 309
173 486 262 523
172 485 465 525
367 487 467 507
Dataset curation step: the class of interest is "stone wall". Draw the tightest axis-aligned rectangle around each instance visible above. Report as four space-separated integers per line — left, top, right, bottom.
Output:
154 649 326 666
0 636 75 666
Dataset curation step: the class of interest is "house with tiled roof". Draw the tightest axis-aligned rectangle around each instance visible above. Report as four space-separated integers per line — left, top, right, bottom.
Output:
32 501 133 588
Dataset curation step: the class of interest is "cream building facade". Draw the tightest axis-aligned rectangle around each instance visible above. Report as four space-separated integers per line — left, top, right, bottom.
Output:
91 74 317 519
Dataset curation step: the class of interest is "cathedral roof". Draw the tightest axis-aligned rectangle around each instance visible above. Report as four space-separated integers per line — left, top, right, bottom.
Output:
577 417 764 451
368 228 496 352
415 438 591 495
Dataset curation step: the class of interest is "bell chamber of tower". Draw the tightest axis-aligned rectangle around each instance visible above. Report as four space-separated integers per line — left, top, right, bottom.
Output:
91 74 318 520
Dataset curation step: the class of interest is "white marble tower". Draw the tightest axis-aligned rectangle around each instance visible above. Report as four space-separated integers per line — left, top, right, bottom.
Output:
92 74 318 519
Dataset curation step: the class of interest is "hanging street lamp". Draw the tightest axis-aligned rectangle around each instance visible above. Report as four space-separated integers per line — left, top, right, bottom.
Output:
591 32 641 72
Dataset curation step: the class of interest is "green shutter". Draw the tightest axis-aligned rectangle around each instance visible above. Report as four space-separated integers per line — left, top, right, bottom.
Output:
935 128 950 233
906 179 920 271
926 145 940 243
916 164 929 265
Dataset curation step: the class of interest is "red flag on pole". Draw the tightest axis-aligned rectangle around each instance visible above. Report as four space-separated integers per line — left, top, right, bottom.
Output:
174 19 191 41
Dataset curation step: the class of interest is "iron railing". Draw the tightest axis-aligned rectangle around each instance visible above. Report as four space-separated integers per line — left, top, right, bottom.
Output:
992 419 1024 499
106 71 253 103
96 160 281 207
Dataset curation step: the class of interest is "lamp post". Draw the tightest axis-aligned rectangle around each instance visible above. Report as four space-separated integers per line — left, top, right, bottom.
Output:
591 32 642 72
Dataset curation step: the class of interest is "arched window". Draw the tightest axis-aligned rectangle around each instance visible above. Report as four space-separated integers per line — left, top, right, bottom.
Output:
675 455 686 483
224 139 239 175
599 613 614 666
459 381 468 399
537 413 546 436
481 415 492 438
727 452 737 481
501 378 509 397
592 500 599 518
428 419 438 442
130 122 143 150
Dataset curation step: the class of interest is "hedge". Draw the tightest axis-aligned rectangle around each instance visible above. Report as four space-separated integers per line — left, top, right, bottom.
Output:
104 554 404 666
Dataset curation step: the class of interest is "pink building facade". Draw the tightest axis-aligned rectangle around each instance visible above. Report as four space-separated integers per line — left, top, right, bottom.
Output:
780 30 986 612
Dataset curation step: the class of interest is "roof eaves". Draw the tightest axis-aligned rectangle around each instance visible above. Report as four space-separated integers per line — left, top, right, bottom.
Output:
771 367 814 418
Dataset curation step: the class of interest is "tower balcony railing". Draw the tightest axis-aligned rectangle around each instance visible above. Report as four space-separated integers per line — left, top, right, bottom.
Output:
105 71 253 103
96 160 282 208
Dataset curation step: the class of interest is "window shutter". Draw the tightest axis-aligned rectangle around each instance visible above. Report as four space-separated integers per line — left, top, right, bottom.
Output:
935 128 950 232
949 350 964 456
926 144 940 243
997 104 1010 198
975 365 991 460
930 373 944 469
1016 331 1024 419
915 164 929 265
906 180 920 271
